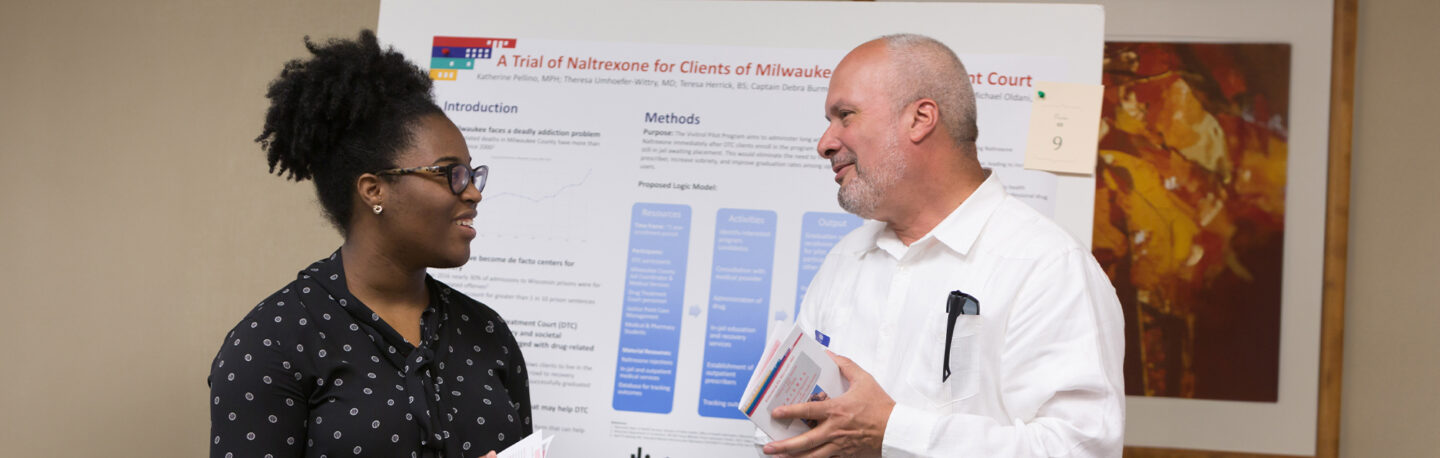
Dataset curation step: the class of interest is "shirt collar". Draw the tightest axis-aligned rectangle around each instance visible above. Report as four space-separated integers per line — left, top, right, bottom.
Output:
929 171 1005 256
301 249 447 351
838 171 1007 259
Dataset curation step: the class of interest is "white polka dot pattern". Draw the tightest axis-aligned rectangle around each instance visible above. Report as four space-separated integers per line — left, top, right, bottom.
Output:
209 250 531 457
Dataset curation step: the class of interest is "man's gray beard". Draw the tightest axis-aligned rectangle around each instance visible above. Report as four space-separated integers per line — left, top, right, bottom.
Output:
837 132 906 219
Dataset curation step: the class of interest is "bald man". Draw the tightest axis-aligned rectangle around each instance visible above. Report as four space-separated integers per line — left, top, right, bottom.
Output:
759 35 1125 457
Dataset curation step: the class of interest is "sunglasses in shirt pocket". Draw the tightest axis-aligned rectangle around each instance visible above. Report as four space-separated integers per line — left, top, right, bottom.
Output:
906 313 982 408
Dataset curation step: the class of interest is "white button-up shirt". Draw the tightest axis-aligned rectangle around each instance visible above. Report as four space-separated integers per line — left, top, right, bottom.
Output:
794 174 1125 457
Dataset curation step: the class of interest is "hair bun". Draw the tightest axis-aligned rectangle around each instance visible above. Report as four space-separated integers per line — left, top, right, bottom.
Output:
255 29 434 181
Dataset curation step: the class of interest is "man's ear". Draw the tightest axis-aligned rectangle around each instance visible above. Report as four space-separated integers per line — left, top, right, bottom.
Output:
907 98 940 144
357 173 386 208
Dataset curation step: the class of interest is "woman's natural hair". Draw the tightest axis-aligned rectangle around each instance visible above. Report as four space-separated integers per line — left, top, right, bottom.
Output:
255 29 442 234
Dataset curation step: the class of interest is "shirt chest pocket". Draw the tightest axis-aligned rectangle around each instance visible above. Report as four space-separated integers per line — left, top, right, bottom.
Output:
906 314 982 407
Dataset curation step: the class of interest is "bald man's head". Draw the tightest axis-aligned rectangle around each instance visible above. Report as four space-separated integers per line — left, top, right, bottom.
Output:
876 34 979 147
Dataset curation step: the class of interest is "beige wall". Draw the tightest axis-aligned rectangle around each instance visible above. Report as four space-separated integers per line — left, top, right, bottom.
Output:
0 1 1434 456
0 2 375 455
1340 0 1440 456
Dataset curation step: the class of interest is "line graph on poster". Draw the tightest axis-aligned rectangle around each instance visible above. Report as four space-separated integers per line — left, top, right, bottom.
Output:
473 164 597 243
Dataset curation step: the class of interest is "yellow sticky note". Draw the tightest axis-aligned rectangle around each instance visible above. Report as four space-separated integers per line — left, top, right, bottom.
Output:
1023 81 1104 175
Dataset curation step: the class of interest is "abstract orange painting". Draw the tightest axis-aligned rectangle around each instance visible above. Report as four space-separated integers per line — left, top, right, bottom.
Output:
1093 43 1290 402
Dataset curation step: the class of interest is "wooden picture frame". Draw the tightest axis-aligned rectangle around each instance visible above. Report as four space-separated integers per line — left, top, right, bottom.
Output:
1121 0 1355 456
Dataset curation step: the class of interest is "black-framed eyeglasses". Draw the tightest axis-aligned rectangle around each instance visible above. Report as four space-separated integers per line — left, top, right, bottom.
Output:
375 164 489 195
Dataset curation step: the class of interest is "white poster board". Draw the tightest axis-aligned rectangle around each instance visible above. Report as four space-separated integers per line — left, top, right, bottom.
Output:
378 1 1102 456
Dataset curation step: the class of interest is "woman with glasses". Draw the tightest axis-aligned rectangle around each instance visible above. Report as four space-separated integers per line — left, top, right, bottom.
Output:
209 30 527 458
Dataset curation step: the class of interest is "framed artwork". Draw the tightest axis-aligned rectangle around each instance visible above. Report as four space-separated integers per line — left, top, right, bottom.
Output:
1095 41 1293 403
1095 0 1355 456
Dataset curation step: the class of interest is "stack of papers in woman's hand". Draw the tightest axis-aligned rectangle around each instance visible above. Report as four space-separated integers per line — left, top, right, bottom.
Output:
497 430 552 458
735 323 847 440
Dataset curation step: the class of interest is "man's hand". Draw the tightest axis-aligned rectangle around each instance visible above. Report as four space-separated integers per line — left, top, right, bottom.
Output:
762 352 895 457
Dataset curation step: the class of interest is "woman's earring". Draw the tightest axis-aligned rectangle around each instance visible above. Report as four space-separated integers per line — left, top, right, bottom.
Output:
373 204 383 215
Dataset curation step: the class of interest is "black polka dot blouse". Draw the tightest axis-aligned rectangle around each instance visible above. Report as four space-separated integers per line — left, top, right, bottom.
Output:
209 250 532 458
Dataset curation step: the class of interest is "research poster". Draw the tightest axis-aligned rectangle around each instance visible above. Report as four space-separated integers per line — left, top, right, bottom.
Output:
379 2 1102 456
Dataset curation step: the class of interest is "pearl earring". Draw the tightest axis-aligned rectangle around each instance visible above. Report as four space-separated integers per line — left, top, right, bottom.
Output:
373 204 383 215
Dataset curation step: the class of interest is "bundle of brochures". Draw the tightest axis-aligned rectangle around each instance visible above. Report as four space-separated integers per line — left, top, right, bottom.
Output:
735 323 847 440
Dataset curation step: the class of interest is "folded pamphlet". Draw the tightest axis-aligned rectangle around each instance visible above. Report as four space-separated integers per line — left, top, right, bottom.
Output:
736 323 847 440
